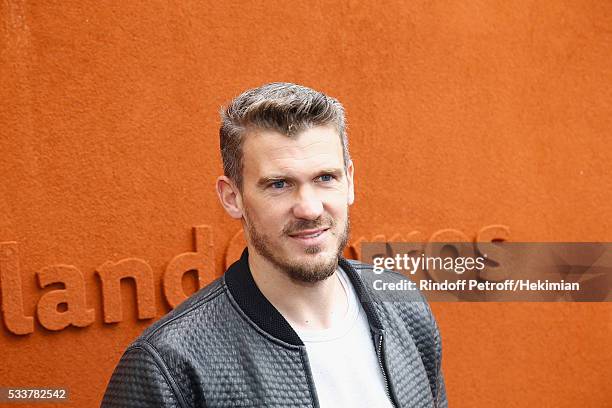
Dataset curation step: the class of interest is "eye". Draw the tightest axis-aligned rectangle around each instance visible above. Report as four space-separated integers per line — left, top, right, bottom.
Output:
318 174 334 182
270 180 286 189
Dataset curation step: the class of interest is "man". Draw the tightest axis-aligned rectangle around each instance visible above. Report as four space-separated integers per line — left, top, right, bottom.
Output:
102 83 447 407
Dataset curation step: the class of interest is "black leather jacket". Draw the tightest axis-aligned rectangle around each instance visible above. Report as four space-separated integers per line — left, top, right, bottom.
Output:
102 249 447 407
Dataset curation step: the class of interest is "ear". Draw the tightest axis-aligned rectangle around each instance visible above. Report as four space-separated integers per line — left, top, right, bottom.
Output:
346 160 355 206
216 176 243 219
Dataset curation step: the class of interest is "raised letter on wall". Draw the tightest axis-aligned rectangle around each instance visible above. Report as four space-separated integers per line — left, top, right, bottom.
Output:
163 225 215 308
96 258 156 323
0 242 34 335
37 265 95 331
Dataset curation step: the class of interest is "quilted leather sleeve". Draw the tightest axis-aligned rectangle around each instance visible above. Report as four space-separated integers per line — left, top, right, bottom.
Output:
435 368 448 408
432 318 448 408
101 342 186 408
422 288 448 408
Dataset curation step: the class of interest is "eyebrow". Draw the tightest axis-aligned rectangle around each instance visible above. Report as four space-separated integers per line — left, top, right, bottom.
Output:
256 168 344 189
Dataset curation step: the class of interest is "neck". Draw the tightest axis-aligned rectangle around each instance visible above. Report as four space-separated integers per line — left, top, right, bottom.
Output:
247 247 348 331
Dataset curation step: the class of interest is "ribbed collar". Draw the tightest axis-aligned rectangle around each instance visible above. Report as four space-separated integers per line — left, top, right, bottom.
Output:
223 248 384 346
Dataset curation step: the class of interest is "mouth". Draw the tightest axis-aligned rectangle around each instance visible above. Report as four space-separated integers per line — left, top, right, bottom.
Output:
288 228 330 244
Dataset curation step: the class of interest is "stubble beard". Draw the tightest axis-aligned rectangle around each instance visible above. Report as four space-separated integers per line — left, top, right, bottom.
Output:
244 208 350 283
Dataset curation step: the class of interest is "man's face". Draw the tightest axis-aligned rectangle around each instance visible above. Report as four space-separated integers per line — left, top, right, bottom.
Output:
239 125 354 283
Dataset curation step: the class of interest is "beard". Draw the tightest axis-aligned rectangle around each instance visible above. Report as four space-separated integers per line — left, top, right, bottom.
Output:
244 208 350 283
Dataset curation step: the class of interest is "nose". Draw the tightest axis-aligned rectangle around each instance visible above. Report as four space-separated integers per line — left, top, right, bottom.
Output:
292 187 324 220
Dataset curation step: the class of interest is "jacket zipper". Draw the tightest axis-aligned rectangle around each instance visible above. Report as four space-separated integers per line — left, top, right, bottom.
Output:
375 331 397 408
376 330 441 408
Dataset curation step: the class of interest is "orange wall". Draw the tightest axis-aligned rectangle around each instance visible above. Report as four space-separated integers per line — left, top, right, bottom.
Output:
1 0 611 406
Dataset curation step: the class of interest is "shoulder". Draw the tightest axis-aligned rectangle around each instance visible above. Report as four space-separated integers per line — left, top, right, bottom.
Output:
104 279 229 407
345 258 426 303
128 277 229 353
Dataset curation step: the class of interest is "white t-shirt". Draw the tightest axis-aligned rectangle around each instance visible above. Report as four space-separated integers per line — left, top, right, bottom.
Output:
292 268 394 408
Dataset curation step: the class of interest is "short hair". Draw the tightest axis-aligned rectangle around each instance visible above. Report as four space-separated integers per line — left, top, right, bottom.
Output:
220 82 350 189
